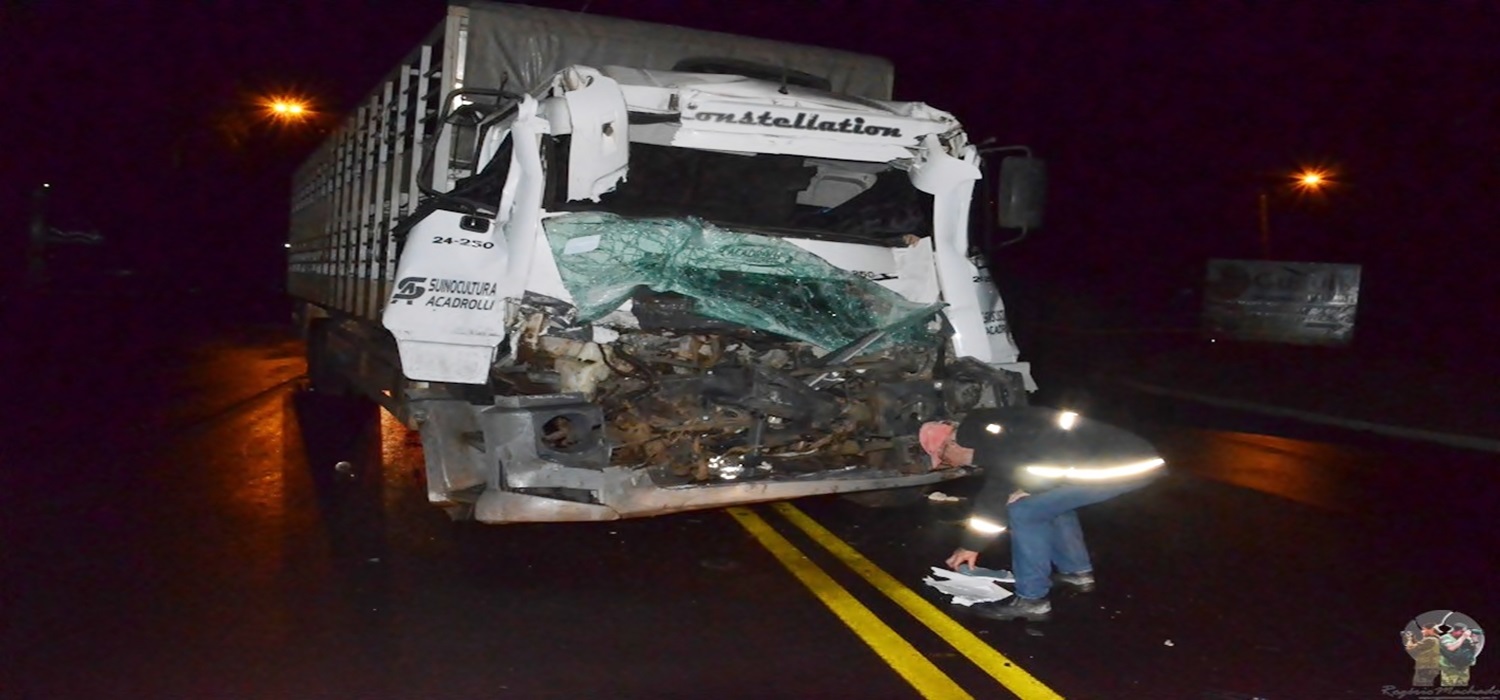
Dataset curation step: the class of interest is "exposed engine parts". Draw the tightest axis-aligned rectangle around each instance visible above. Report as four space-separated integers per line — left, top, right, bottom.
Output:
497 299 1027 484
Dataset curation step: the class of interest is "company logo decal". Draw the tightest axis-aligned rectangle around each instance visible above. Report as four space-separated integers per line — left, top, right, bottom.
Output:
391 276 498 310
392 276 427 302
690 109 904 138
981 309 1009 336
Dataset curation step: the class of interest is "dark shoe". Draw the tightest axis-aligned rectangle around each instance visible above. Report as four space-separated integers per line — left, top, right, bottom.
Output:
957 565 1015 583
1054 571 1096 593
972 595 1051 622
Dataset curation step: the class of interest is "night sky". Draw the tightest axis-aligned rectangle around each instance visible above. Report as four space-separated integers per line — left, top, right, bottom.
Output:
4 1 1495 352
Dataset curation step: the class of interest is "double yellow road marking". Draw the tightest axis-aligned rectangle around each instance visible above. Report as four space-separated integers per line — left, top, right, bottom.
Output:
728 506 971 698
728 503 1064 700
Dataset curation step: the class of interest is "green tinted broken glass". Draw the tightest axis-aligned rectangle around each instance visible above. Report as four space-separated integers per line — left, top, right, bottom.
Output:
542 213 942 350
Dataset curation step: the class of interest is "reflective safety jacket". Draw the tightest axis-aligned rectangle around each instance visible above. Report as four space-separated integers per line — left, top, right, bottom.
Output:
954 407 1164 551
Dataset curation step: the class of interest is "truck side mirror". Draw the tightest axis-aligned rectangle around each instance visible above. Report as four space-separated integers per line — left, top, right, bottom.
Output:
997 156 1047 230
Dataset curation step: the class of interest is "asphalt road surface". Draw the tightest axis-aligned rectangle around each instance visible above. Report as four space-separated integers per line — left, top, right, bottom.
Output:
4 300 1496 699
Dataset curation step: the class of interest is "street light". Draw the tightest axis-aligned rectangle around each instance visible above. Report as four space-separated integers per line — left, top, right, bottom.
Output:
1292 167 1331 194
1258 166 1334 259
262 94 312 123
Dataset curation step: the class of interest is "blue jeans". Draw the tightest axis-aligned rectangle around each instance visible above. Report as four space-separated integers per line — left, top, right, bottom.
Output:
1007 479 1154 599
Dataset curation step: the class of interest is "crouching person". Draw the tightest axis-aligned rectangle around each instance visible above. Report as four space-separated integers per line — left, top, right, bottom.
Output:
920 406 1165 621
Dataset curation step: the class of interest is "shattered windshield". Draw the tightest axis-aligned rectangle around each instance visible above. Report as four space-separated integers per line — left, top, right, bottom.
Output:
542 212 943 350
552 142 935 245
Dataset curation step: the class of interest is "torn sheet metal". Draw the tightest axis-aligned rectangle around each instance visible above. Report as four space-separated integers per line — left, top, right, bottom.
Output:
909 134 981 195
541 212 944 351
604 67 961 133
554 67 630 202
916 135 1021 364
425 288 1030 520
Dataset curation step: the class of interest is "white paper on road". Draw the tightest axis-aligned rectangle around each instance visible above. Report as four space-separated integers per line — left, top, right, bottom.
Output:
923 567 1014 606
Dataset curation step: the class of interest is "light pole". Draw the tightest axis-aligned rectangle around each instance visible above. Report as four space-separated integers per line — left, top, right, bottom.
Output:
1258 189 1270 259
27 183 51 288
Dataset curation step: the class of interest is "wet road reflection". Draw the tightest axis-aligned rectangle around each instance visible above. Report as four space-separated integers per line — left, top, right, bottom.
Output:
1156 429 1369 514
6 315 1498 699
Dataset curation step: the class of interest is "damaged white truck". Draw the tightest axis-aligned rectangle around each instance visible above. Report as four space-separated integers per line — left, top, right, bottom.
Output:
287 1 1047 523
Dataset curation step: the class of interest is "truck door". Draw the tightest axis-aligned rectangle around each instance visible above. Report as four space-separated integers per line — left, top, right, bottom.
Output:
382 98 526 385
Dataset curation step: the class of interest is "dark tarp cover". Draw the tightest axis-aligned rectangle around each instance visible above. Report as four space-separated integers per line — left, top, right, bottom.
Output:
461 1 894 99
542 213 942 350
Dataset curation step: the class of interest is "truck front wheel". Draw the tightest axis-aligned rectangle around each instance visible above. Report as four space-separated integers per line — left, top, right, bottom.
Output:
306 320 353 397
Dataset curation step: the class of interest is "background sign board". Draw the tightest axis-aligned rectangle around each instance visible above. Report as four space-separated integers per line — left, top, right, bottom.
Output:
1202 259 1362 346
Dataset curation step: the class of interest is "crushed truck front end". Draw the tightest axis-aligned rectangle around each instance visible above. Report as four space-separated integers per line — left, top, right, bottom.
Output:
288 2 1039 524
373 66 1031 522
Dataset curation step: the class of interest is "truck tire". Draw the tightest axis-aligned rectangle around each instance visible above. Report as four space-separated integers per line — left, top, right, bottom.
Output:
306 321 353 397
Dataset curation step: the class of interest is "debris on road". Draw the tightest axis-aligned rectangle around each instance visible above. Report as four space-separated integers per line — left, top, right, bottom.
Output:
923 567 1013 606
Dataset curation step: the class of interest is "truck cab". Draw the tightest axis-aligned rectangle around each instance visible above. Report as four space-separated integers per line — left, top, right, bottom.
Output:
287 2 1045 523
